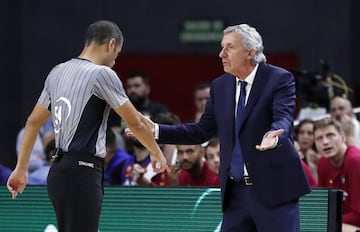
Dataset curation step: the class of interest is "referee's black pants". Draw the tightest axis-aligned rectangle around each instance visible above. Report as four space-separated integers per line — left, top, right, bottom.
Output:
47 152 104 232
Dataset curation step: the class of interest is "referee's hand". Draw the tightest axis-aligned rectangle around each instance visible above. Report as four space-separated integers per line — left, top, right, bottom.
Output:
7 168 28 199
150 152 170 173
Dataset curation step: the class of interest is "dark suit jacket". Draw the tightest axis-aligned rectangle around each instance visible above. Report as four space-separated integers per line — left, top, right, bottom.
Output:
158 63 311 209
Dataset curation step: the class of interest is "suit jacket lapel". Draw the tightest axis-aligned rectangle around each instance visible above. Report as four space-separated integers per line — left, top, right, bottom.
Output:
238 63 268 128
224 74 237 135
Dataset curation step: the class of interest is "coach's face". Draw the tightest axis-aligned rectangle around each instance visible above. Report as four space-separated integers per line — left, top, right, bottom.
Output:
219 32 255 78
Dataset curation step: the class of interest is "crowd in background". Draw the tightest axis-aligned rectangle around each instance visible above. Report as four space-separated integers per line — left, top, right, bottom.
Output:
2 72 357 186
1 71 359 229
0 72 217 188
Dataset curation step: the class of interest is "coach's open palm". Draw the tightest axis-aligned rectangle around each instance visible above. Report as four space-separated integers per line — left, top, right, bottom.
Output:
255 129 284 151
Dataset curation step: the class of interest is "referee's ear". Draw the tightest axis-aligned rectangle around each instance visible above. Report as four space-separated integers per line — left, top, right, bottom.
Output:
107 38 117 52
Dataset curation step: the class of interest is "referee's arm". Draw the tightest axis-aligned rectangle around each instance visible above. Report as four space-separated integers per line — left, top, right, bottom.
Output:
113 100 170 173
7 103 51 199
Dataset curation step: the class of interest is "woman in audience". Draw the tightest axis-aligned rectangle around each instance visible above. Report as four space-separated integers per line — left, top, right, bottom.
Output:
294 119 321 182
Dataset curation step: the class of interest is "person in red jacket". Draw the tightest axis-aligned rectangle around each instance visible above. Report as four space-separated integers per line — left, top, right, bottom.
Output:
294 141 317 187
300 159 317 187
314 117 360 230
140 143 220 187
176 144 219 187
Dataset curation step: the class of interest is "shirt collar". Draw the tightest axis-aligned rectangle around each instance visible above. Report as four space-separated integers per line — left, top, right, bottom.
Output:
241 64 258 86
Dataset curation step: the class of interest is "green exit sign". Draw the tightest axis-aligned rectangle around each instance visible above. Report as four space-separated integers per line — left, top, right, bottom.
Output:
179 19 225 43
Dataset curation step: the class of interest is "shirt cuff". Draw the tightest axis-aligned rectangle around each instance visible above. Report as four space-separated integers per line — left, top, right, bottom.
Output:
273 135 279 148
264 131 279 149
154 123 160 139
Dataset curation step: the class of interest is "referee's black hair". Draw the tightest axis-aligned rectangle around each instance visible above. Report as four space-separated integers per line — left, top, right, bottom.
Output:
85 20 123 46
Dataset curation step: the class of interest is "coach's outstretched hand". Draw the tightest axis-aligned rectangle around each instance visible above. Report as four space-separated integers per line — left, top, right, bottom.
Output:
255 129 284 151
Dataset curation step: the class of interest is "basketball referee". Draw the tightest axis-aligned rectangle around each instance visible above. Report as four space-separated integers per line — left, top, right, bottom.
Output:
7 20 169 232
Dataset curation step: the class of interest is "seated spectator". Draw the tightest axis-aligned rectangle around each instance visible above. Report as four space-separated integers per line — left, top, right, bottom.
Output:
329 95 360 147
314 117 360 229
0 163 11 185
122 132 151 186
294 141 317 187
16 118 54 173
175 144 219 187
300 159 317 187
294 119 321 181
109 71 170 138
16 129 46 172
28 136 55 185
125 112 180 187
139 142 220 187
204 137 220 175
125 71 169 117
188 82 210 123
125 114 219 187
104 128 132 185
152 112 181 165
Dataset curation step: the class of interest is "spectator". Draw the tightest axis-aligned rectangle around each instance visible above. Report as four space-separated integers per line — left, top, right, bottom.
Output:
109 71 170 137
294 118 321 181
138 142 220 187
204 137 220 175
189 82 211 123
28 136 55 185
123 134 151 186
16 129 45 172
131 112 181 186
126 71 169 117
176 144 219 187
300 159 317 187
314 117 360 229
0 163 11 185
329 95 360 147
16 118 54 173
104 128 132 185
123 113 182 187
152 112 181 165
294 141 317 187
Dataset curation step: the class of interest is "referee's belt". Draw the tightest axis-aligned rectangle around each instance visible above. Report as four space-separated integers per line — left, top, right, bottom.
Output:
50 148 104 168
229 175 253 186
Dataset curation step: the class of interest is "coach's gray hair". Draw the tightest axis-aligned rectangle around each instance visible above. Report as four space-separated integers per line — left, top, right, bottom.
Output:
224 24 266 64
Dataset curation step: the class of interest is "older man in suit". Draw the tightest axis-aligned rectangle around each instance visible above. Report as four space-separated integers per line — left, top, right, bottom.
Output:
138 24 310 231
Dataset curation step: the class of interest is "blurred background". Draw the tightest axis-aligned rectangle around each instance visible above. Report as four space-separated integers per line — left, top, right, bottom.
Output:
1 0 359 169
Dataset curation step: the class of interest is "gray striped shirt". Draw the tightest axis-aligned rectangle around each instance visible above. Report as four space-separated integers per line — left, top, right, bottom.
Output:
38 58 128 158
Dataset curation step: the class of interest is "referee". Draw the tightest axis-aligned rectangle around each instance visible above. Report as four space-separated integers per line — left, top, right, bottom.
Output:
7 20 169 232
